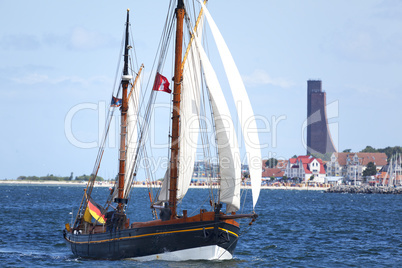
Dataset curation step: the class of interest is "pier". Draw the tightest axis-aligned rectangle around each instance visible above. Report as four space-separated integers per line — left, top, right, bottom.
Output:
325 185 402 194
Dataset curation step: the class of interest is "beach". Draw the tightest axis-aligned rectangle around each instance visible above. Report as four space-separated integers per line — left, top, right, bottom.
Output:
0 180 329 190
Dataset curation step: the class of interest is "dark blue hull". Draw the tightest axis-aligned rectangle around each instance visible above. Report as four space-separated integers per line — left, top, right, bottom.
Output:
64 219 239 260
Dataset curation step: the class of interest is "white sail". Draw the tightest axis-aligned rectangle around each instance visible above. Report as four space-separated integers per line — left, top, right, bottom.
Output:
200 1 262 209
124 77 141 197
193 33 241 212
177 55 202 200
399 154 402 186
157 17 204 203
388 159 393 186
157 169 170 202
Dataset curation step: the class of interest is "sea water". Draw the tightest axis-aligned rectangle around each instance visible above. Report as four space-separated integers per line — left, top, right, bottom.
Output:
0 184 401 267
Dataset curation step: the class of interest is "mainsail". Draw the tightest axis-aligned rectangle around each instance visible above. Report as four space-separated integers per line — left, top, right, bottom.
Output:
157 17 204 203
200 1 262 209
158 3 261 210
192 32 241 212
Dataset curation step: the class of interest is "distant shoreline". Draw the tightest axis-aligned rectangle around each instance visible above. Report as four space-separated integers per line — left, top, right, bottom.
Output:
0 180 328 191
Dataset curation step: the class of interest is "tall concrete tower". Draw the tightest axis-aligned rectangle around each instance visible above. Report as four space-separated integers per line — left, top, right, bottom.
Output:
306 80 337 155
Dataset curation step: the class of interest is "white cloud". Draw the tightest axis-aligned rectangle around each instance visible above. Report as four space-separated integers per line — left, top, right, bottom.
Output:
344 83 390 96
69 27 114 51
13 73 49 84
0 29 114 51
242 69 294 88
0 34 41 50
11 73 110 87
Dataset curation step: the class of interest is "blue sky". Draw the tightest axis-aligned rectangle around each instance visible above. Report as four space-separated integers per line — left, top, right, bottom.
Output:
1 0 401 180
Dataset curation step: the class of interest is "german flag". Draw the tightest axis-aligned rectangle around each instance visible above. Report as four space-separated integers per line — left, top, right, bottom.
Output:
87 196 106 224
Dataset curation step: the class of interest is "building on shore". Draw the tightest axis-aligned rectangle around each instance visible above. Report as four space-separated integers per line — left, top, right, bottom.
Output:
326 152 388 184
261 167 285 180
325 176 344 186
284 155 326 183
306 80 337 155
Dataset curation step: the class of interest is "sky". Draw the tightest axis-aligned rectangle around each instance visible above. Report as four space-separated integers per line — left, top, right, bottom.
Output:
1 0 401 180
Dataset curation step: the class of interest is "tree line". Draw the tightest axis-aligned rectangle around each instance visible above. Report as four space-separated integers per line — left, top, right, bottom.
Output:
311 146 402 161
17 173 104 181
359 145 402 159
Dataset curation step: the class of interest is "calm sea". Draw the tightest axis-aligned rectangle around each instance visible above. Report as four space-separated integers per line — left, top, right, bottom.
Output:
0 184 401 267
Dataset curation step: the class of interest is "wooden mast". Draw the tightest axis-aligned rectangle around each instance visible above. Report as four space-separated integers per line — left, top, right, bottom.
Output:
169 0 185 218
117 9 131 212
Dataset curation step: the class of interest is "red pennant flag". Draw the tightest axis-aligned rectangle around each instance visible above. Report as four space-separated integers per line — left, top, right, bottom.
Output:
152 72 171 93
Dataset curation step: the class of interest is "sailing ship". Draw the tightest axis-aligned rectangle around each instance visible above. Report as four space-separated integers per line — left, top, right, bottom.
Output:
381 154 402 187
63 0 262 260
